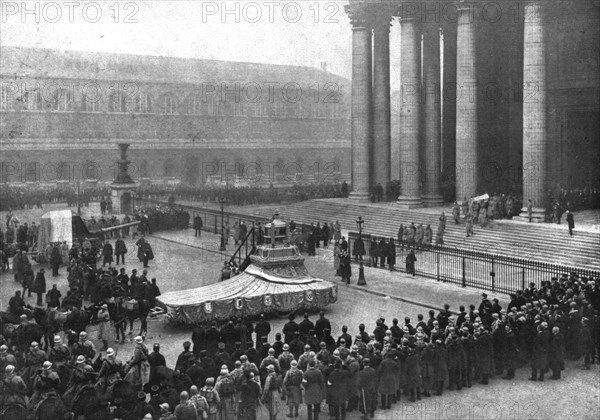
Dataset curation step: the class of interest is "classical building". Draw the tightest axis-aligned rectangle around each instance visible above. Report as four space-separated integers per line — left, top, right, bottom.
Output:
346 0 599 218
0 47 350 186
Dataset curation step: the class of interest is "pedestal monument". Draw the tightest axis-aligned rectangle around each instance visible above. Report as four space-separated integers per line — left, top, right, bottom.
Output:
111 143 138 215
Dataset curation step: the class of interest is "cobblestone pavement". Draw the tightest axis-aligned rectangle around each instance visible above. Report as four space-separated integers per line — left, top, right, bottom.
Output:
0 204 598 419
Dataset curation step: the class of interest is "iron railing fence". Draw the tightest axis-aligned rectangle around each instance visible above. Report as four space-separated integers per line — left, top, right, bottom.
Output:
347 232 600 294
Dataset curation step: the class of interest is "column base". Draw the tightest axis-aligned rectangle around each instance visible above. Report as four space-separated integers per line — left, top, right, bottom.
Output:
421 194 444 207
396 196 423 209
514 207 545 223
348 192 371 203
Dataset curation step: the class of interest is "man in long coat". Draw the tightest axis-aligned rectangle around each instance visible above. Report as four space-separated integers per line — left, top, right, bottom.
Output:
303 359 324 420
530 323 551 381
32 268 47 306
475 329 494 385
549 326 565 379
115 236 127 265
102 240 113 267
387 238 396 271
327 362 350 420
376 353 398 410
566 210 575 236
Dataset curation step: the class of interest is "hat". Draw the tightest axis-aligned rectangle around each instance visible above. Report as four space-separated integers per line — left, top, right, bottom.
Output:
54 335 61 343
31 341 39 348
291 360 298 367
137 391 147 400
101 304 108 309
135 336 143 344
218 342 225 349
304 344 311 350
481 293 488 298
183 341 191 349
0 345 7 354
42 361 52 370
160 403 170 412
319 342 326 349
154 343 160 349
205 377 215 386
5 365 15 374
267 365 275 371
283 343 290 350
79 331 87 338
106 348 115 357
151 385 160 395
76 355 86 364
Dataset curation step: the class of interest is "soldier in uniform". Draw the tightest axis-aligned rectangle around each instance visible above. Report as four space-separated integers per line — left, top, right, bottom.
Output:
215 365 235 420
303 359 325 420
261 365 281 420
97 348 124 394
2 365 28 410
283 359 304 418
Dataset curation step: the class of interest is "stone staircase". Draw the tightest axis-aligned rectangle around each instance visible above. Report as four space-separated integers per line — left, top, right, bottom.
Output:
247 199 600 271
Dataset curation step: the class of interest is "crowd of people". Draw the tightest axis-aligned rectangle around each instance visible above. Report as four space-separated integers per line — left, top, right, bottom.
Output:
0 185 111 212
137 182 349 207
2 271 597 420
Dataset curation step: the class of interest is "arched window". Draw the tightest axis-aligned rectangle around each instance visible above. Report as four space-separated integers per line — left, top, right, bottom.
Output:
81 93 99 112
23 88 42 111
134 93 153 114
185 93 202 115
108 90 127 113
1 84 16 110
56 89 72 111
160 93 177 115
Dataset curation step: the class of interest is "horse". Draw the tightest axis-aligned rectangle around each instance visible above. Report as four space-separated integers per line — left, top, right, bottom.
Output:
70 384 109 419
0 311 20 348
33 392 67 420
47 307 72 331
115 296 151 337
65 306 91 335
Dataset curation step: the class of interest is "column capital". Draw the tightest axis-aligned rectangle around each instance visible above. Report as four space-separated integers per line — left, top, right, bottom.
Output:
345 0 395 29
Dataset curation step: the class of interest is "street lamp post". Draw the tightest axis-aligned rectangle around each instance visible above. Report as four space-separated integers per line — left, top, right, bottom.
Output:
356 216 366 286
76 180 81 216
219 197 227 251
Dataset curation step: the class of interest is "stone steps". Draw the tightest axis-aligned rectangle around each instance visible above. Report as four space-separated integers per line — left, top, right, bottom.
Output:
249 199 600 271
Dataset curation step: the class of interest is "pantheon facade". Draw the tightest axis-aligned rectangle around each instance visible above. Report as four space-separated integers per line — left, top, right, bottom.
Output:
346 0 599 219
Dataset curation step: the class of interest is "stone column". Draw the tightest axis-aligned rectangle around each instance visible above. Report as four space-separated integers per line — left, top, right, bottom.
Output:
346 3 373 202
519 1 547 221
421 21 443 206
397 15 422 208
455 2 478 201
372 11 393 193
442 19 457 200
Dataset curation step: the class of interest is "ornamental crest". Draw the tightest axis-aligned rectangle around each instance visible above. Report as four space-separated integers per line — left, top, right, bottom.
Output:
234 298 244 310
204 302 213 314
264 294 273 307
305 290 314 302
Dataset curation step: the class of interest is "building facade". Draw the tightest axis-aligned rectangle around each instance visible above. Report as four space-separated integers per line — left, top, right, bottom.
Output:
0 47 351 186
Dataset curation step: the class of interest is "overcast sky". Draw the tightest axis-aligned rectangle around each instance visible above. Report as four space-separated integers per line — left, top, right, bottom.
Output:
1 0 403 87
